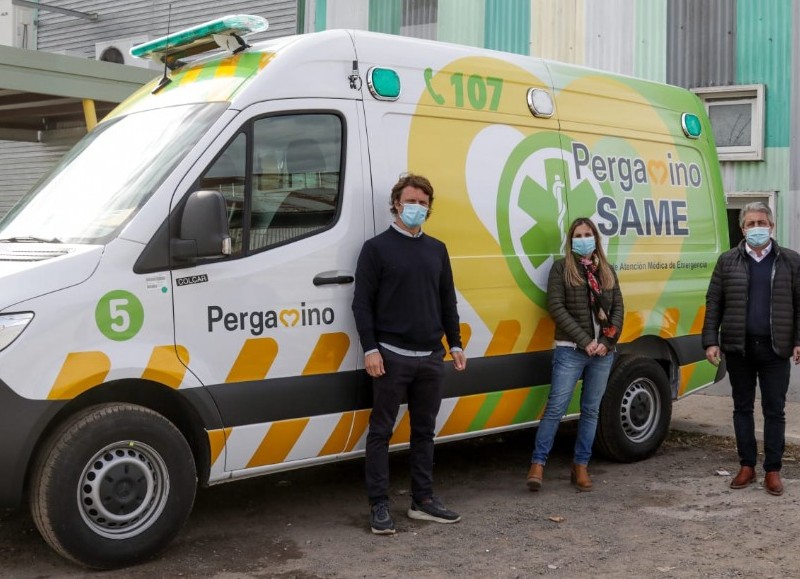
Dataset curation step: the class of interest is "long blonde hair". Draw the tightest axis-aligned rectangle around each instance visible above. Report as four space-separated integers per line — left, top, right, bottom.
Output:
563 217 615 289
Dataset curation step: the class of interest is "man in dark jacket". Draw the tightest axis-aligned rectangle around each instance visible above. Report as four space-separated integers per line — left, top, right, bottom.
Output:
702 201 800 496
352 173 466 535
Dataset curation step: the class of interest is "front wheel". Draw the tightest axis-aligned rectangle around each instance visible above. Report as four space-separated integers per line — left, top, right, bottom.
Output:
30 403 197 569
595 356 672 462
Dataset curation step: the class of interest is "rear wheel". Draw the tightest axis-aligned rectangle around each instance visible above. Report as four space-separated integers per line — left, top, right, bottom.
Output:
595 356 672 462
30 403 197 569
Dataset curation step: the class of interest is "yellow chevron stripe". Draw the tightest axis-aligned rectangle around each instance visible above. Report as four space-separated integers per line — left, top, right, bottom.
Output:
345 410 371 452
526 317 555 352
484 388 531 429
485 320 521 356
247 418 310 468
438 394 487 437
141 345 190 388
226 338 278 382
175 66 203 88
318 413 353 456
659 307 680 339
620 311 645 342
47 351 111 400
690 306 706 334
208 427 232 467
303 332 350 375
215 55 239 78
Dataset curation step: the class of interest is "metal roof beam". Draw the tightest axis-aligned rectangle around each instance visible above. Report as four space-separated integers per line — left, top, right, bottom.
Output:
0 128 39 142
12 0 99 22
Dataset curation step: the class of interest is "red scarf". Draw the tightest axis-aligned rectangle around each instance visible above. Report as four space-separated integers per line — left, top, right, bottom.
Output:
580 256 618 339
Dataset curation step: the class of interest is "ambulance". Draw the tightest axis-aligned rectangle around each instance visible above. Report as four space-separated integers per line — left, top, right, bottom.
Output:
0 14 727 568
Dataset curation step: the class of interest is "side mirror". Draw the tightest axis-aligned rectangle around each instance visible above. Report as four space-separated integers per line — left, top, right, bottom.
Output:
172 190 231 262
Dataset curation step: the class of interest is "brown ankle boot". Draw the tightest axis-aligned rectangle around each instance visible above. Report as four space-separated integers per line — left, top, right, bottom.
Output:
526 463 543 491
571 464 592 492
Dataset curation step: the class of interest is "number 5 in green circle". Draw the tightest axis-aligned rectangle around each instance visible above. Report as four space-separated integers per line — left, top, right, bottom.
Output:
95 290 145 341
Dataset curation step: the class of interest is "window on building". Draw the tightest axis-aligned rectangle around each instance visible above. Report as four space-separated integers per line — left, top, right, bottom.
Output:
200 113 342 255
691 85 765 161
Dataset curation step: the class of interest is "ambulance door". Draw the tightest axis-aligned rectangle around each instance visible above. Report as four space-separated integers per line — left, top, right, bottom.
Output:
171 100 369 475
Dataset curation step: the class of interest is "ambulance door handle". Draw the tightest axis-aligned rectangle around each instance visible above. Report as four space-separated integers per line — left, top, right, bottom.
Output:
313 274 355 286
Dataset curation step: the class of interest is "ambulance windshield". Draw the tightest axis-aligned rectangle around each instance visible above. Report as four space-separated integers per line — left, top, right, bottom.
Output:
0 102 227 245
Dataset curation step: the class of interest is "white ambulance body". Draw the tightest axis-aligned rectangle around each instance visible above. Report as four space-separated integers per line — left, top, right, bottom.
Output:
0 16 726 568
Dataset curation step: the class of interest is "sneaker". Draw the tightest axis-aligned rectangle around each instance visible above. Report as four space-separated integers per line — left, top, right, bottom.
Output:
407 496 461 524
370 501 396 535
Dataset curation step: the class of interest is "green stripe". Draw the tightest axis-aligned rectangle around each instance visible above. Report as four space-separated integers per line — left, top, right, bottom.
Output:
315 0 327 32
484 0 530 55
468 391 503 431
438 0 484 47
737 0 792 147
369 0 401 34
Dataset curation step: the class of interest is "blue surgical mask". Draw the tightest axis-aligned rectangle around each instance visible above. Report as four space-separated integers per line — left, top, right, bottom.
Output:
400 203 428 228
745 226 770 248
572 236 596 257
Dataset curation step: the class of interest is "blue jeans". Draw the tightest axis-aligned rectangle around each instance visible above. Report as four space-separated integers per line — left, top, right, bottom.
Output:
532 346 615 466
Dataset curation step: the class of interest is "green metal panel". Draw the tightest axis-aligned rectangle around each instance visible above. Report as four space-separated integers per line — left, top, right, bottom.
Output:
437 0 484 47
315 0 327 31
734 146 789 193
634 0 667 82
369 0 401 34
737 0 792 148
484 0 530 55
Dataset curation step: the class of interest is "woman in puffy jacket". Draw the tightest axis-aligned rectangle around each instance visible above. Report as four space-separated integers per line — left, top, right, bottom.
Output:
526 217 624 492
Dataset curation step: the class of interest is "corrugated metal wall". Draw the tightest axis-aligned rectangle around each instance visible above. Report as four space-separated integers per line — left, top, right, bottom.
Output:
0 1 298 219
666 0 737 89
0 131 76 215
36 1 297 57
791 0 800 250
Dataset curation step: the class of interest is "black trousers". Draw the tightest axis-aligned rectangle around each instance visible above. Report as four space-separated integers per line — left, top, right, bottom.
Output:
725 336 790 472
365 347 445 504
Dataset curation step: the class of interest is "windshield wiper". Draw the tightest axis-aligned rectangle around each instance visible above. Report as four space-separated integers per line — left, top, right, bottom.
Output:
0 236 62 243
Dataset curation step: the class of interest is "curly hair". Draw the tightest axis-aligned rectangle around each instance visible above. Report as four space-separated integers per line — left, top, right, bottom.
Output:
389 173 434 216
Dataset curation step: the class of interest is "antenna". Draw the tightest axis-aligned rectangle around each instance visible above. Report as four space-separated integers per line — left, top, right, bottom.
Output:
153 3 173 94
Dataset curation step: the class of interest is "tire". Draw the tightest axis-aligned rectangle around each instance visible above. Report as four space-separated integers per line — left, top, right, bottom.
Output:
30 403 197 569
595 355 672 463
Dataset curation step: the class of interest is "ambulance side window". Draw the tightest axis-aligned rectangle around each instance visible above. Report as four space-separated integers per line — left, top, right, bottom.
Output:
249 114 342 252
199 133 247 255
200 113 342 256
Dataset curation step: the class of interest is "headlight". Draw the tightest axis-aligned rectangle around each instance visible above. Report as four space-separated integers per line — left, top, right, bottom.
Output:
0 313 34 352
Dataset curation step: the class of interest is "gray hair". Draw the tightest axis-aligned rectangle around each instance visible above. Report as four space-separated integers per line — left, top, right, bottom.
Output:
739 201 774 227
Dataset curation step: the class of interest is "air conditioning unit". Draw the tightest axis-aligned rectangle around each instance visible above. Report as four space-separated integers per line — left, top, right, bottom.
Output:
95 36 152 68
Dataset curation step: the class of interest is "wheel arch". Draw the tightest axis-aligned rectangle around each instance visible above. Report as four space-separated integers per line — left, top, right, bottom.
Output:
25 380 218 500
617 335 680 399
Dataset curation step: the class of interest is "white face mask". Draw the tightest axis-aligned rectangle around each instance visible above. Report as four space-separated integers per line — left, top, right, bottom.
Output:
744 226 770 248
400 203 428 228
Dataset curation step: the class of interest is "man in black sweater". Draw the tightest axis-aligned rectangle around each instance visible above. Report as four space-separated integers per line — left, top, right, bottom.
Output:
703 201 800 496
352 173 466 535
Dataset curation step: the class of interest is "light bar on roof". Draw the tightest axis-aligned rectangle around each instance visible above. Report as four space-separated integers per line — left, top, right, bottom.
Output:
130 14 268 61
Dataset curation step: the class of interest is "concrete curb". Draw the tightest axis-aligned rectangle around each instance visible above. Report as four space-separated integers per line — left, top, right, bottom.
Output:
671 393 800 446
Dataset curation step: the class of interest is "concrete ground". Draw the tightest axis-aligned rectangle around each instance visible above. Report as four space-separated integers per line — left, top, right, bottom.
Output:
671 362 800 445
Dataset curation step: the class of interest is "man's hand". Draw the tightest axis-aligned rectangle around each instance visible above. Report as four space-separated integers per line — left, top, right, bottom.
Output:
585 340 599 356
793 346 800 365
595 343 609 357
452 350 467 371
706 346 721 366
365 351 385 377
